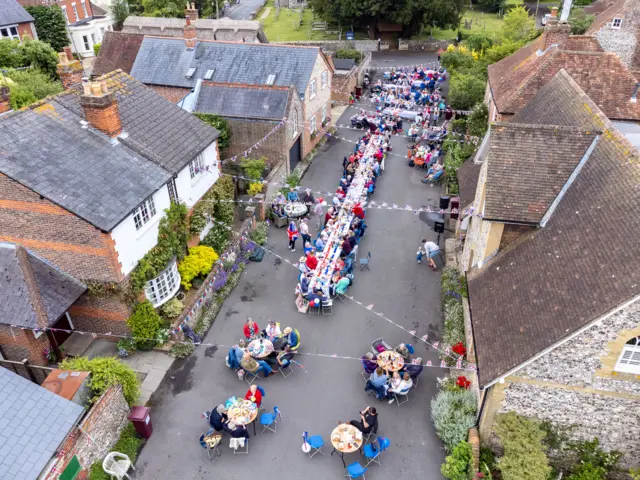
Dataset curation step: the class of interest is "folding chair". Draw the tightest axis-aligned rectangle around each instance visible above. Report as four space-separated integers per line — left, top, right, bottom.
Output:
230 437 249 454
363 437 390 467
322 299 333 315
260 406 282 434
392 388 410 406
308 301 322 315
280 363 294 378
360 252 371 271
304 433 326 459
200 429 222 460
245 370 258 385
345 462 367 479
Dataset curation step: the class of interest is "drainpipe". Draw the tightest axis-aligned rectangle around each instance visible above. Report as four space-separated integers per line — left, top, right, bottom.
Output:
631 83 640 103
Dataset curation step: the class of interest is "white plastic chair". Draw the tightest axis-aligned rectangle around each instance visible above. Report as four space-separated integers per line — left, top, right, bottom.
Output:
102 452 134 480
392 387 410 406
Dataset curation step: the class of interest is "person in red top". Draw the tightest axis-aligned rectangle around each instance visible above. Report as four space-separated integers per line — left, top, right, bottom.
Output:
352 203 365 219
245 385 263 407
305 250 318 270
243 318 260 339
335 187 346 200
324 207 334 225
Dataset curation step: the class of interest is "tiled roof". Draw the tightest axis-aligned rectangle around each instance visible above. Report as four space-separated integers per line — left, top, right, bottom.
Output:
483 123 598 224
333 58 356 71
56 71 219 174
130 37 319 95
488 37 640 121
468 70 640 387
0 0 34 27
194 83 290 120
0 368 85 479
93 32 145 76
0 243 86 328
585 0 626 33
90 2 107 15
584 0 625 16
456 158 481 208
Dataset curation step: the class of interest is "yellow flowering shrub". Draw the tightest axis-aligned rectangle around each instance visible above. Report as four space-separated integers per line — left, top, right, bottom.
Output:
178 245 219 290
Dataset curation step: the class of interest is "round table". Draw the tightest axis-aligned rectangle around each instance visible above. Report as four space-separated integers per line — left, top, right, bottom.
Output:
226 398 258 434
247 339 274 359
330 424 364 467
284 202 308 218
377 350 405 372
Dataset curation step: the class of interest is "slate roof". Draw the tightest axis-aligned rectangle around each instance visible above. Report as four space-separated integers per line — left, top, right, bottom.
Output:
93 31 145 76
487 35 640 121
333 58 356 71
0 243 86 328
468 70 640 387
56 71 219 174
130 38 320 95
194 83 290 120
0 368 85 479
483 123 598 224
0 0 34 27
456 158 481 208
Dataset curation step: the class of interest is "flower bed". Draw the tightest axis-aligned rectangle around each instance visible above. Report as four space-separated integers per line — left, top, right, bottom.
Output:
441 266 468 365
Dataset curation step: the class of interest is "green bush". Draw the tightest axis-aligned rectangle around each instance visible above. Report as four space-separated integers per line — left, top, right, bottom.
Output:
59 356 140 406
178 245 219 290
568 10 595 35
190 175 235 238
25 5 69 53
441 441 473 480
448 74 486 110
279 171 301 195
248 222 268 246
466 103 489 138
161 297 184 319
495 412 551 480
464 33 494 52
566 463 606 480
3 68 63 109
568 438 621 475
194 112 231 148
127 300 163 350
443 301 465 348
202 222 230 252
116 338 136 354
169 341 196 358
431 389 477 452
93 43 101 56
335 48 362 64
0 38 59 78
440 48 476 75
240 157 267 180
88 423 142 480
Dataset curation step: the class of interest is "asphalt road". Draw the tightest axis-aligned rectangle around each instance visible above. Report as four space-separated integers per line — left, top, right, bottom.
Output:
225 0 264 20
135 52 448 480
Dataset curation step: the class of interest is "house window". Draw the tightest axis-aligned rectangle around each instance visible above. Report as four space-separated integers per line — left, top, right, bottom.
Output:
82 35 90 51
321 70 328 89
133 196 157 230
61 6 69 23
0 26 19 40
266 74 276 85
309 79 317 99
72 3 79 21
144 259 180 307
309 115 317 134
611 18 622 29
81 0 88 17
189 154 205 179
614 336 640 374
321 104 327 123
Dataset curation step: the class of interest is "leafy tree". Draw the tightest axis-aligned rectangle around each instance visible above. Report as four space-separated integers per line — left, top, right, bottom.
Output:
478 0 507 11
501 6 536 44
240 157 267 180
421 0 466 33
441 441 473 480
0 38 59 79
2 68 63 109
25 5 69 52
448 74 486 110
464 33 494 52
141 0 182 17
111 0 130 30
194 112 231 149
127 300 163 349
568 9 595 34
466 102 488 137
483 41 523 64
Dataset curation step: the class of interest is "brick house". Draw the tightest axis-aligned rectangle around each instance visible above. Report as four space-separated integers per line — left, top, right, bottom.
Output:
460 70 640 465
48 0 113 57
0 0 38 42
485 8 640 124
330 57 358 104
0 66 222 366
92 24 334 158
181 81 304 173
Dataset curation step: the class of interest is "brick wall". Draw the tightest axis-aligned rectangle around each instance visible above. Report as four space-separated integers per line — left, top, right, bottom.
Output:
69 292 132 336
278 40 389 52
17 22 37 41
0 326 52 368
224 118 288 168
332 70 358 103
148 85 191 104
302 53 333 156
45 385 130 478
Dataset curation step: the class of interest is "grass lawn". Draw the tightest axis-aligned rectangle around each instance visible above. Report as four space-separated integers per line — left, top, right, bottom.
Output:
260 0 369 42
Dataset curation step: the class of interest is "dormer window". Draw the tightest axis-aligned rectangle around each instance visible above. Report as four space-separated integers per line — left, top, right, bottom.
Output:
611 18 622 29
614 336 640 374
204 69 215 80
266 74 276 85
186 67 197 79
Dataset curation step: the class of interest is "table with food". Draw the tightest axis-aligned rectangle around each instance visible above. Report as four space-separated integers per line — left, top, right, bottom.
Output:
225 396 258 434
284 202 308 218
330 423 364 467
247 338 274 359
376 350 405 372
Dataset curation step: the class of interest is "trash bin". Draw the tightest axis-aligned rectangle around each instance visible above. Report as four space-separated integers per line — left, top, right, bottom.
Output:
450 197 460 220
439 195 450 210
128 406 153 438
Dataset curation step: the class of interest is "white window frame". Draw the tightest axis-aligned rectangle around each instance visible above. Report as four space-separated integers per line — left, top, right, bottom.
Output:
309 115 317 134
614 337 640 374
0 25 20 40
81 0 88 17
61 6 69 24
189 154 205 179
611 17 622 29
309 79 317 99
82 35 90 51
133 195 157 230
72 3 79 21
144 259 180 307
321 104 327 123
321 70 328 89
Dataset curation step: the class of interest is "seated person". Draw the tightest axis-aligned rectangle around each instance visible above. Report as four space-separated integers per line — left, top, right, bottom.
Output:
403 357 424 382
340 236 353 258
276 345 295 369
240 352 275 378
298 272 311 297
262 319 281 342
361 352 378 373
315 233 327 251
307 288 327 306
243 318 260 340
224 421 250 439
287 187 299 203
350 406 378 435
352 203 365 219
305 250 318 271
425 168 444 183
386 372 413 404
335 187 346 200
364 367 389 400
282 327 300 350
303 240 314 256
395 343 412 362
331 276 351 296
208 404 228 431
324 207 335 225
226 340 246 370
272 192 286 217
244 384 263 407
302 188 315 207
347 231 357 249
332 195 342 209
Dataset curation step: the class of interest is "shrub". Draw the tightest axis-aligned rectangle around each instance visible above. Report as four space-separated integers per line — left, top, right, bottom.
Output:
431 389 477 452
93 43 101 56
194 112 230 149
467 103 489 138
566 463 606 480
170 341 196 358
25 5 69 53
0 38 59 78
443 301 465 348
464 33 494 52
240 157 267 180
178 245 219 290
202 222 230 253
495 412 551 480
248 181 263 196
88 423 142 480
441 441 473 480
248 221 268 246
568 438 621 475
279 171 301 195
449 74 486 110
127 300 163 350
501 6 536 44
568 10 595 35
335 48 361 64
161 297 184 319
116 338 136 355
59 356 140 406
440 47 476 75
4 68 63 109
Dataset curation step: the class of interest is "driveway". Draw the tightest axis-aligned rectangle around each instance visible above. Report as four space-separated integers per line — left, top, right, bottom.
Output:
136 52 448 480
225 0 264 20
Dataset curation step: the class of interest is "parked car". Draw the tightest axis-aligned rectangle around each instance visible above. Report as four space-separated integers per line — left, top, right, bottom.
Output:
541 13 552 26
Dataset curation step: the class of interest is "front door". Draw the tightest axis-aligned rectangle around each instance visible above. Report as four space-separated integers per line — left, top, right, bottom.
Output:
52 312 74 347
289 136 302 172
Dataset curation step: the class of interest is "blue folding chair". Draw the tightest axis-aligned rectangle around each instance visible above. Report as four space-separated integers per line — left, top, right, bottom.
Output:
345 461 367 479
260 406 282 434
360 252 371 271
303 432 325 459
363 436 390 467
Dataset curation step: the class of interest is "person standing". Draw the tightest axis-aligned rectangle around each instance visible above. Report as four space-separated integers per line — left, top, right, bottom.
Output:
299 217 311 246
416 238 440 270
287 219 299 252
313 198 325 230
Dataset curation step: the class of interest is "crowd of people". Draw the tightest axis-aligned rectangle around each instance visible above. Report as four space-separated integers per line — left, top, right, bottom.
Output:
370 65 447 111
207 385 266 440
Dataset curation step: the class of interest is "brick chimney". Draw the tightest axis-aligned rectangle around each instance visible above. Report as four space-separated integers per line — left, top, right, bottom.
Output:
80 81 122 138
56 52 84 90
0 86 10 114
185 2 198 21
63 46 73 61
543 7 571 51
184 16 197 49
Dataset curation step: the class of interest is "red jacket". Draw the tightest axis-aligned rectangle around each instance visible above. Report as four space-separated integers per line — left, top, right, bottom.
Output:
306 255 318 270
243 322 259 339
245 388 263 407
353 204 365 219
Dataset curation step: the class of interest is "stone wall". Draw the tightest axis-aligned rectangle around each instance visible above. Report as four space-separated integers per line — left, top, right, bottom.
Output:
492 301 640 467
302 53 333 156
398 39 452 52
278 40 390 52
594 1 640 67
224 118 288 168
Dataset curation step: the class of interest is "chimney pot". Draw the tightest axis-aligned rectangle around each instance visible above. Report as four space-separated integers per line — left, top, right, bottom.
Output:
100 80 108 93
551 7 558 17
82 82 91 96
63 46 73 61
186 16 191 26
90 82 102 96
191 2 195 9
58 52 68 65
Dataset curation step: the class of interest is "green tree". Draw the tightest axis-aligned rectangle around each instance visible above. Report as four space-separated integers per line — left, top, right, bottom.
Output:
25 5 69 52
466 102 489 137
568 9 595 34
448 74 486 110
2 68 63 109
111 0 130 30
478 0 507 11
127 300 163 350
0 37 59 78
141 0 182 17
501 6 536 44
0 39 27 69
194 112 231 149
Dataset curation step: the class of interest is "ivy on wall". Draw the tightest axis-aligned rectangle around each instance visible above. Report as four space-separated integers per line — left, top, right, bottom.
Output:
190 176 235 252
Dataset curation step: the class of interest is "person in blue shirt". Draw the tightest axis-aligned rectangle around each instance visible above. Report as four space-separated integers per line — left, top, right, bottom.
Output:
282 327 299 349
287 187 299 203
365 367 389 400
